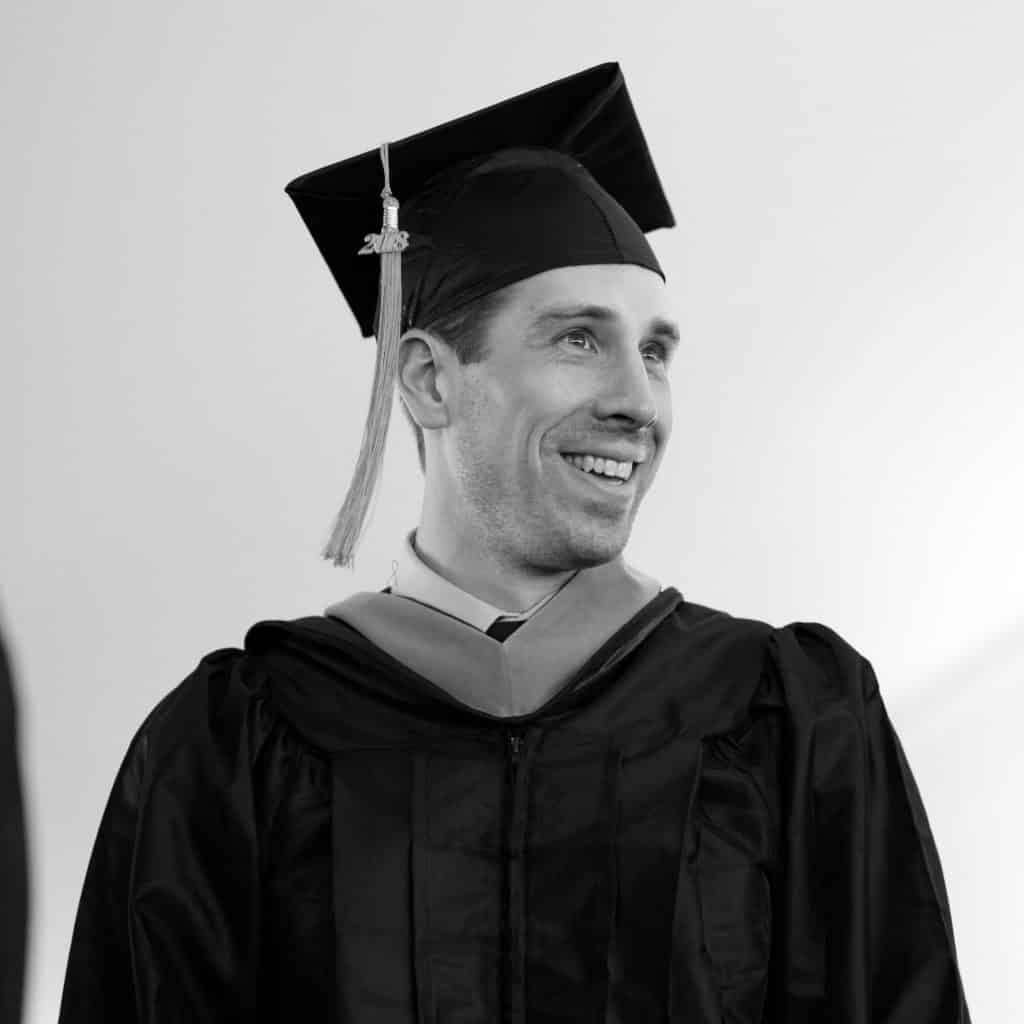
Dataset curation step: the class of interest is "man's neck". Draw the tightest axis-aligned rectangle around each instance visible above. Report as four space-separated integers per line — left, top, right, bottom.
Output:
412 522 577 615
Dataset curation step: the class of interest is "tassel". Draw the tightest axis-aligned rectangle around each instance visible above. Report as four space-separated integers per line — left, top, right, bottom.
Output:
322 143 409 567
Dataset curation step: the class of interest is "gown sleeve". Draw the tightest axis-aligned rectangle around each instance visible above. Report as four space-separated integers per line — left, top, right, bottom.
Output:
765 623 972 1023
58 650 266 1023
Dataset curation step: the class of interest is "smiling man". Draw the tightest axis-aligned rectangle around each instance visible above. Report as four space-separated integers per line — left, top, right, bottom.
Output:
405 264 675 633
59 65 972 1022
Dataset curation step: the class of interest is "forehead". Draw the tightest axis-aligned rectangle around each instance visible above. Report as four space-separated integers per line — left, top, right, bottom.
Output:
497 264 675 325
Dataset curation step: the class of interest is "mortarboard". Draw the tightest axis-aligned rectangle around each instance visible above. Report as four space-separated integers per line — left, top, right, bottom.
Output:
285 62 675 567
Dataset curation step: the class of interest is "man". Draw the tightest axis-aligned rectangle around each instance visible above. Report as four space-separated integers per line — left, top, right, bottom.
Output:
59 64 972 1021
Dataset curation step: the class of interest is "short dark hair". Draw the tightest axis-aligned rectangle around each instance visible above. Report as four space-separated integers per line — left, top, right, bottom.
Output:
399 290 506 473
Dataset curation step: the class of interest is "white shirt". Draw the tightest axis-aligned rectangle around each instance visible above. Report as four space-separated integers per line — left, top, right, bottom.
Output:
389 530 577 633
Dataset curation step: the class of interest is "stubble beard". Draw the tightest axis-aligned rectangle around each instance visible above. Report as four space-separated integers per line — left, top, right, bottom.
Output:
474 475 634 574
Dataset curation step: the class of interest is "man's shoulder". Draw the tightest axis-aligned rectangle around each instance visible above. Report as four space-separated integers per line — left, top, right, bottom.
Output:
657 593 775 652
759 617 875 719
117 642 264 789
107 608 363 811
658 595 873 712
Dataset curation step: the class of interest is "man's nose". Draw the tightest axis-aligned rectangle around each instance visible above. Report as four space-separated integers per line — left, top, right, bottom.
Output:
591 347 659 428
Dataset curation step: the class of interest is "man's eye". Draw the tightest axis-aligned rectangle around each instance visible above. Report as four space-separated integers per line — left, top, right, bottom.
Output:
642 342 669 364
561 328 596 351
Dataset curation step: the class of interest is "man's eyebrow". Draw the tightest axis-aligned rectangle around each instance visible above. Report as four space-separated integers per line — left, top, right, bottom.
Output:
531 304 682 347
648 317 681 348
531 304 618 326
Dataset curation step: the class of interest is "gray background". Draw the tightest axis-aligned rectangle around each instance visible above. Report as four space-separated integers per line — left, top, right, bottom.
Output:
2 1 1020 1019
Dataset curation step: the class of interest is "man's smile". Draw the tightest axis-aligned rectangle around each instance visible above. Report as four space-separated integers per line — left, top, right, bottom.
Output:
555 451 637 498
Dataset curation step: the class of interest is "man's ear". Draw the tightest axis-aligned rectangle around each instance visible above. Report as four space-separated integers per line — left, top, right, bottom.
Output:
397 328 452 432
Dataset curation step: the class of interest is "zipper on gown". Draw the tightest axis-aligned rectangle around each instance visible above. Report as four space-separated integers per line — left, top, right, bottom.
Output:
504 727 527 1023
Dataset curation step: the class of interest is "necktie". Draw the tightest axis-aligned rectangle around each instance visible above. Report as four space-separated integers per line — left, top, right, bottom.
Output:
485 617 525 642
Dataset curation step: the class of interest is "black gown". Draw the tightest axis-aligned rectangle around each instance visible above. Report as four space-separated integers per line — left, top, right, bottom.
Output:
58 579 972 1022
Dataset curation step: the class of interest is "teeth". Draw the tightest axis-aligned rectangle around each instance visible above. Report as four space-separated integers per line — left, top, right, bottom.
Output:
562 454 634 481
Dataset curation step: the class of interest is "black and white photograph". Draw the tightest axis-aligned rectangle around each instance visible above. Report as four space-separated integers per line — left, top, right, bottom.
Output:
3 1 1019 1020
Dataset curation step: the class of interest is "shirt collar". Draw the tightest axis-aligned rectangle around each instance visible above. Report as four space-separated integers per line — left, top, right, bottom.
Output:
390 530 574 633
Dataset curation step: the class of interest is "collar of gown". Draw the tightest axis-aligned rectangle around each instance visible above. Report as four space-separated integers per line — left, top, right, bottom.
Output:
388 529 571 632
323 541 664 717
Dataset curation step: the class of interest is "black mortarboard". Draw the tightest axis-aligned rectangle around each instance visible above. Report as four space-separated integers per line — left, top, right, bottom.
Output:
285 62 675 567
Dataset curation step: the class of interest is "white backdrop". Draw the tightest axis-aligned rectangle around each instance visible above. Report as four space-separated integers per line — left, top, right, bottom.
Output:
2 1 1020 1020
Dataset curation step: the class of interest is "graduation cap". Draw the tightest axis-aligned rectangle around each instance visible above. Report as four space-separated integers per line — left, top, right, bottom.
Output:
286 62 675 567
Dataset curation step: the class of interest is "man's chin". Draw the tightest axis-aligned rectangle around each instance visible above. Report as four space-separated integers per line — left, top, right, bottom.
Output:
570 537 628 569
535 521 631 572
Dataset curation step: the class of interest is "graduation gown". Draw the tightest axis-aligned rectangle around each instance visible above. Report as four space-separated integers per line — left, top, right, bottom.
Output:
58 563 972 1022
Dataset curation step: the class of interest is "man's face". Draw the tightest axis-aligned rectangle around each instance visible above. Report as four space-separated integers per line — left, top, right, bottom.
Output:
433 263 678 573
